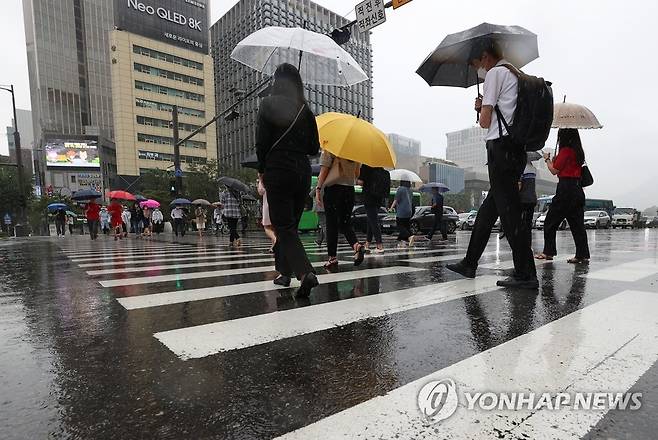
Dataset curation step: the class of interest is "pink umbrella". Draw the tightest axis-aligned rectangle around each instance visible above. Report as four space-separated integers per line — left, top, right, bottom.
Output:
140 199 160 209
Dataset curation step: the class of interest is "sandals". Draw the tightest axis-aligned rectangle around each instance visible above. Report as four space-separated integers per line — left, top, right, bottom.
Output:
324 257 339 269
535 253 553 261
353 243 366 266
567 257 589 264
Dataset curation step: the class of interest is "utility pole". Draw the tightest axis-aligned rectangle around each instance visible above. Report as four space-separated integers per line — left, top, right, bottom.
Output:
1 84 26 228
171 105 183 196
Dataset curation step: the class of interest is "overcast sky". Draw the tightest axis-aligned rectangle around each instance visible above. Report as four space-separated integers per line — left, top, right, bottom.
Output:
2 0 656 209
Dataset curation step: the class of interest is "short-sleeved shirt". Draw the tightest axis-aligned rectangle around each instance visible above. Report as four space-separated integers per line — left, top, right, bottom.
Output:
553 147 582 178
170 207 185 219
108 203 122 223
86 202 100 221
320 151 359 187
220 191 242 219
395 186 413 219
482 59 519 141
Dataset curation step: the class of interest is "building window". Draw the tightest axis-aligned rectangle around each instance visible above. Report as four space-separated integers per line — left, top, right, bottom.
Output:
136 115 205 133
133 63 204 86
135 81 204 102
138 150 207 164
132 45 203 70
137 133 206 150
135 98 205 118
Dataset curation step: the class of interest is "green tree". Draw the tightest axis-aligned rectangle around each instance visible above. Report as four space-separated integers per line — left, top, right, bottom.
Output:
444 192 473 213
0 165 34 222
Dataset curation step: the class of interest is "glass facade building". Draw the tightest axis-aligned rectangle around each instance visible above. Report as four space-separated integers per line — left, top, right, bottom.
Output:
426 160 465 194
210 0 374 168
388 133 421 174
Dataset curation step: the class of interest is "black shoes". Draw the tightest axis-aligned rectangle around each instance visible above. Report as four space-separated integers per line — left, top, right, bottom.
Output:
295 273 319 299
273 275 291 287
446 260 476 279
354 244 366 266
496 276 539 290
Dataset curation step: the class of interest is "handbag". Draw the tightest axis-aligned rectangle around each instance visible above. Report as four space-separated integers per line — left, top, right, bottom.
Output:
581 163 594 187
323 157 343 187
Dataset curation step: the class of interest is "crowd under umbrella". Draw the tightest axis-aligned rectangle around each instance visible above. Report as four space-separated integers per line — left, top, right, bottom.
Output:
192 199 212 207
231 26 369 87
416 22 540 121
47 202 68 212
218 176 252 194
170 198 192 206
108 190 136 201
316 112 397 168
389 169 423 183
419 182 450 193
71 188 101 201
140 199 160 209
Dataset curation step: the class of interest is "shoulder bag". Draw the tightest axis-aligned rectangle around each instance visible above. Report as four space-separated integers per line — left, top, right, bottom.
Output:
581 163 594 188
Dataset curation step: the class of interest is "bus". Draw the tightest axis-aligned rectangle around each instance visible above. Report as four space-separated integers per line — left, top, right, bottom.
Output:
536 196 615 219
297 182 422 232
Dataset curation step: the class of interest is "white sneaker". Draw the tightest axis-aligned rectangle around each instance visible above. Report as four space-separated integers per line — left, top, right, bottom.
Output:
408 235 415 247
373 248 385 254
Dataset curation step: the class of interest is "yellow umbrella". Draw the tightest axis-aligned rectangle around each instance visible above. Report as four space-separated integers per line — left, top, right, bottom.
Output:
316 112 397 168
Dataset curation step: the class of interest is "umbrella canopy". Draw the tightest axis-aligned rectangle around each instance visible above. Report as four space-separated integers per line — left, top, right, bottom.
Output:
231 26 368 87
192 199 212 206
170 198 192 206
108 190 136 201
316 112 397 168
71 188 102 201
212 202 223 207
389 169 423 183
47 203 68 212
552 102 603 129
218 176 252 194
65 210 77 217
240 153 259 170
140 199 160 209
134 194 148 202
242 194 257 202
416 22 538 88
419 182 450 193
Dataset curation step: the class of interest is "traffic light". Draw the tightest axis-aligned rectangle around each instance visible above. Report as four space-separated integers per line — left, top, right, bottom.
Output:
169 178 176 195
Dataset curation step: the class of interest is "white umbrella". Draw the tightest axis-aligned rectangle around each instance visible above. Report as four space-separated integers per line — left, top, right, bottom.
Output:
552 102 603 129
231 26 368 87
389 169 423 183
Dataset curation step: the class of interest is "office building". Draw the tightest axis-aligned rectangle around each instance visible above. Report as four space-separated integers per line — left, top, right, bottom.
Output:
420 157 465 194
388 133 421 174
5 109 35 177
445 126 487 168
210 0 373 168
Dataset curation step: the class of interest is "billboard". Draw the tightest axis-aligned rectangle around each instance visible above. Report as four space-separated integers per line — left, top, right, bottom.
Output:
115 0 209 54
45 140 100 168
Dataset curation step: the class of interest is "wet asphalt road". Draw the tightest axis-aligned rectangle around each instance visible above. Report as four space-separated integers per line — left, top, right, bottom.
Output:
1 229 657 439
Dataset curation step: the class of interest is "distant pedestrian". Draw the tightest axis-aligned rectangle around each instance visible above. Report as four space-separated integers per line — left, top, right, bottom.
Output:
55 209 66 237
257 63 320 297
520 152 541 247
390 180 415 247
100 207 110 235
85 200 101 240
151 208 164 234
258 178 277 252
220 190 242 247
3 213 12 236
317 150 365 269
358 165 389 253
535 129 590 263
107 199 123 240
121 206 131 238
426 187 448 241
195 205 206 238
142 207 152 238
171 205 186 237
66 214 74 235
212 204 223 235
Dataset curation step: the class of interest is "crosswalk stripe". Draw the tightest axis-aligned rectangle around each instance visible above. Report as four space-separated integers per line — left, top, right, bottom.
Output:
70 248 266 262
86 257 277 275
275 290 658 439
154 276 502 359
116 266 426 310
98 260 340 287
401 251 500 264
60 243 190 253
68 247 247 260
583 258 658 282
77 253 274 268
305 245 462 257
478 259 553 270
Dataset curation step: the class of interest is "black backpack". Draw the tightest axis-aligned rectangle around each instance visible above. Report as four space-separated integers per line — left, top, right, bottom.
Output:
495 64 553 151
366 166 391 200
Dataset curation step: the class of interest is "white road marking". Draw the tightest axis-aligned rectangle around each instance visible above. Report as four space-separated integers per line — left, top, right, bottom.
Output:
116 266 426 310
583 258 658 282
154 276 502 359
87 257 278 275
401 251 500 264
275 290 658 439
71 248 269 263
77 253 274 268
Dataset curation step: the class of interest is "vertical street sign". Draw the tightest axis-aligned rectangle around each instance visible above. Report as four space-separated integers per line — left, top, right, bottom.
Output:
355 0 386 33
392 0 413 9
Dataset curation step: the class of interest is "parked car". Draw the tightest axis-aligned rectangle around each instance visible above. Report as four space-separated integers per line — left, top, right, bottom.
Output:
584 210 611 229
457 212 472 230
351 205 389 234
409 206 459 235
612 207 637 229
464 212 500 230
646 216 658 228
534 214 568 230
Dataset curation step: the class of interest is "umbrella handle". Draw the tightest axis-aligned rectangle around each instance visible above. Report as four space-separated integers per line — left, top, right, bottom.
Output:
476 75 481 123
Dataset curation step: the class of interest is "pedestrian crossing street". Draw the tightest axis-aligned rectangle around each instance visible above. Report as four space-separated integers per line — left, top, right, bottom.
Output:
56 231 658 439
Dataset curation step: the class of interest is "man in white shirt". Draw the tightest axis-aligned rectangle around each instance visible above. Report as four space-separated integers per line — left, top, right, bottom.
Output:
171 205 186 237
447 39 537 289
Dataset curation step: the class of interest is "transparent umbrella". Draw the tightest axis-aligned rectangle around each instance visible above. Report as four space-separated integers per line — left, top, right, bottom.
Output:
231 26 369 87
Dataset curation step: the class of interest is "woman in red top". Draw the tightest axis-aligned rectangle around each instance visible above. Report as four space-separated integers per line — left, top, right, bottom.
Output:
85 200 101 240
535 129 590 263
107 199 123 241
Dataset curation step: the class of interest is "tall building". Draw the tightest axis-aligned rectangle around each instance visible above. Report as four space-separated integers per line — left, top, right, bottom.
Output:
5 109 35 177
445 126 487 168
420 157 465 194
110 0 216 178
210 0 373 168
388 133 421 174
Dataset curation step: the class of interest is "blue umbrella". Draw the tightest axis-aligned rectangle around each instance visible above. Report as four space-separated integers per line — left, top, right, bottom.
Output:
170 198 192 206
47 203 68 211
419 182 450 193
71 188 102 201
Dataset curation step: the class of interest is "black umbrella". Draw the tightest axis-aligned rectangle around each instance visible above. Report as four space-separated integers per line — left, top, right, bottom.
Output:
240 153 258 170
71 188 102 201
218 176 252 194
416 23 538 89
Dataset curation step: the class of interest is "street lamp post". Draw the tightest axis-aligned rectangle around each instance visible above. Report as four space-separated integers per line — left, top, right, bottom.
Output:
1 84 26 227
171 105 183 196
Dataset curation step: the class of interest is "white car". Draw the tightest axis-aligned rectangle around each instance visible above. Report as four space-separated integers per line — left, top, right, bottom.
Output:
584 210 611 229
465 212 499 230
611 207 636 229
457 212 473 229
534 213 568 230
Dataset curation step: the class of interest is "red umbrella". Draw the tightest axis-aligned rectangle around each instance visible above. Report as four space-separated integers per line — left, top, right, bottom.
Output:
109 190 136 201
